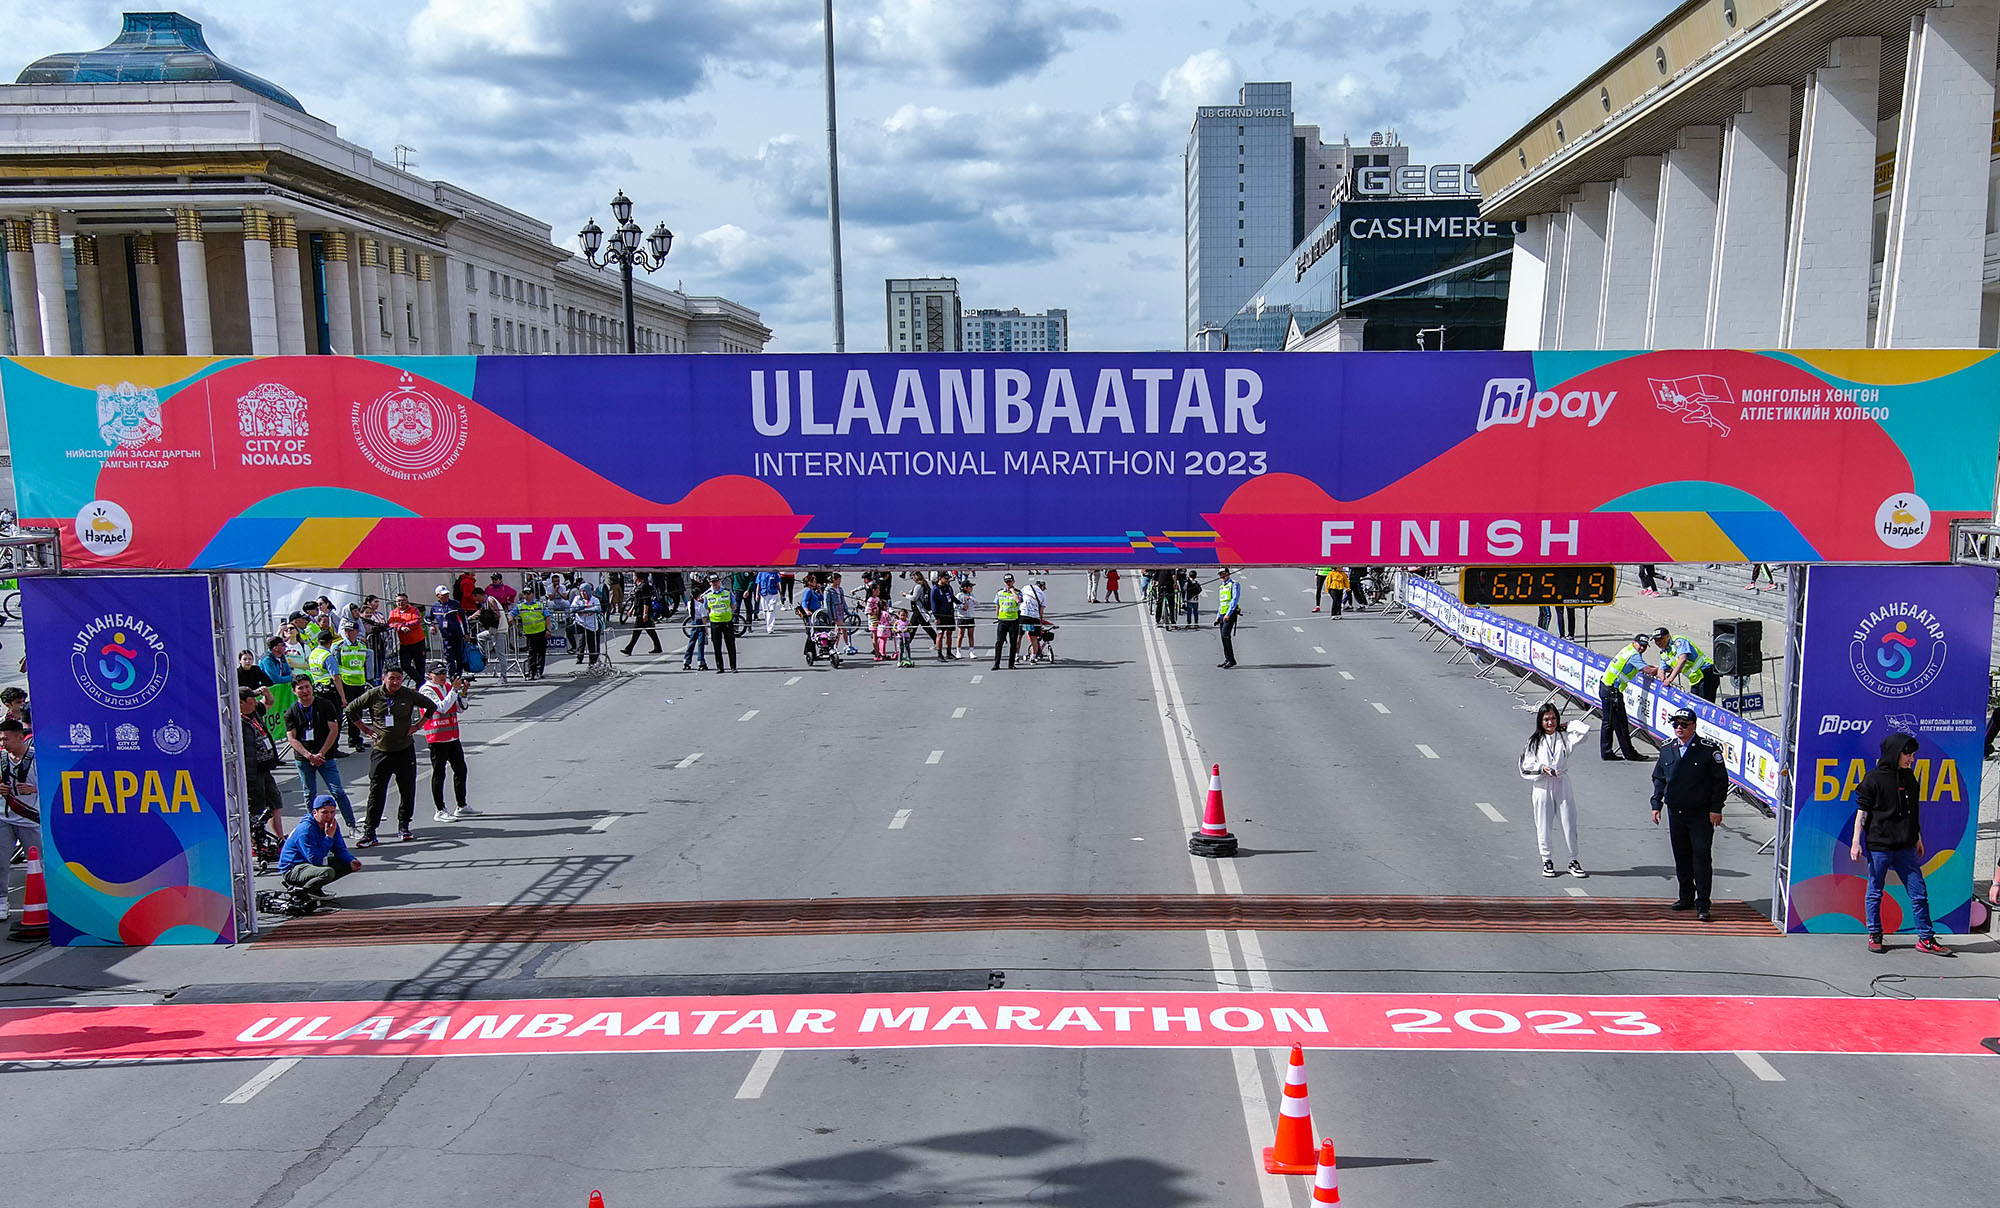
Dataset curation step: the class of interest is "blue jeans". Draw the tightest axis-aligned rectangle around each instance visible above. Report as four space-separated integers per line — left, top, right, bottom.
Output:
682 625 707 667
296 757 356 828
1864 845 1934 939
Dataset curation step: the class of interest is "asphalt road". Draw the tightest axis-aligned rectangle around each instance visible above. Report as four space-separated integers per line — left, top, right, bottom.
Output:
3 569 1995 1208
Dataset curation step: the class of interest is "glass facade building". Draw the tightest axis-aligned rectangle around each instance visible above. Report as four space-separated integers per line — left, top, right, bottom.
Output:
1224 198 1520 352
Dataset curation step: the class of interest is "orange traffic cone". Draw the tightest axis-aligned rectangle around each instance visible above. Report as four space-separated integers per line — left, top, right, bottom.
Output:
1188 762 1238 857
1311 1138 1341 1202
587 1193 604 1208
1263 1043 1317 1174
7 846 48 941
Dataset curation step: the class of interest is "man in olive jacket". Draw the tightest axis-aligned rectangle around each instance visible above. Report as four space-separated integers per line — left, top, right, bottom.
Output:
1650 707 1729 920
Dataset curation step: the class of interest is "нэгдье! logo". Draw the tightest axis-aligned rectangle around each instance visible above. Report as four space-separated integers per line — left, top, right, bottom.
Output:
1848 603 1947 699
70 613 171 710
351 372 467 481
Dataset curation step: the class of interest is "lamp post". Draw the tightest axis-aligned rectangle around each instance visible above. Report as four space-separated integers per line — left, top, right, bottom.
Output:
578 189 672 353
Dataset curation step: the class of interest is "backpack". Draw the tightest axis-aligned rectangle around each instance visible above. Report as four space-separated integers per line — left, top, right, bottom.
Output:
257 888 324 917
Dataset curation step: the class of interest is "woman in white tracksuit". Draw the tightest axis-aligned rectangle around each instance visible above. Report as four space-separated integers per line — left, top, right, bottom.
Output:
1519 702 1591 879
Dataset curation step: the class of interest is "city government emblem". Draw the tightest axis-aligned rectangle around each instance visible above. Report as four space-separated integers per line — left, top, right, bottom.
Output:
350 372 468 481
96 381 165 449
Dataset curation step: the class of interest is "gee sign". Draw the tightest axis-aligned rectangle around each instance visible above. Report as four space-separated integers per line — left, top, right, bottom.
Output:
1355 163 1482 198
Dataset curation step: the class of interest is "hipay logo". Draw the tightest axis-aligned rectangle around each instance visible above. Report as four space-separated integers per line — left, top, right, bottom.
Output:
1477 378 1617 431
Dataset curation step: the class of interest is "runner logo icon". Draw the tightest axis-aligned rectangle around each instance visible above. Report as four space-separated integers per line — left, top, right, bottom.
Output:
1648 375 1734 436
70 613 171 710
1848 604 1947 699
351 372 467 481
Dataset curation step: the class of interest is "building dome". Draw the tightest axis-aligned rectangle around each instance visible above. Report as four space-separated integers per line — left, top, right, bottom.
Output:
16 11 307 113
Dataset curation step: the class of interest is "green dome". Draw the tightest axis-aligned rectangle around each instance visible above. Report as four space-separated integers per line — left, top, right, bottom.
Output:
17 12 307 114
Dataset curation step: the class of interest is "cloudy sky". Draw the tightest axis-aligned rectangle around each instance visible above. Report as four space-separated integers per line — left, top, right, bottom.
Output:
10 1 1661 351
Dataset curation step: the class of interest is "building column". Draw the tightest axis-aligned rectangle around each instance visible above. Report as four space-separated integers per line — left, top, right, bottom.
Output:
173 205 213 356
240 207 280 355
1780 38 1881 349
355 236 384 354
1554 181 1612 350
415 253 438 353
1647 126 1723 347
1501 214 1553 349
4 219 42 357
321 231 354 354
132 234 168 355
270 216 307 355
387 246 412 354
1598 157 1662 349
1537 206 1570 351
73 234 107 355
30 211 72 356
1705 87 1793 348
1877 0 2000 348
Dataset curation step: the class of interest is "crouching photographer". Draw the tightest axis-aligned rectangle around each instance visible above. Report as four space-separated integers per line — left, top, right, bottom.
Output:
276 794 362 899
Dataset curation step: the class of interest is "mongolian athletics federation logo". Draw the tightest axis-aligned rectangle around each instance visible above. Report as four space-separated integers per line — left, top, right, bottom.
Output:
97 381 165 449
69 613 171 710
1648 374 1734 436
350 372 468 481
1848 603 1948 700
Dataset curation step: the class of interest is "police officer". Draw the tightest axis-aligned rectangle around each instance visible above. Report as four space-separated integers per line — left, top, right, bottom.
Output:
1650 707 1728 920
306 630 337 694
1214 567 1241 668
331 620 371 749
702 576 739 673
512 587 550 679
1653 626 1719 703
991 573 1023 669
1598 632 1653 760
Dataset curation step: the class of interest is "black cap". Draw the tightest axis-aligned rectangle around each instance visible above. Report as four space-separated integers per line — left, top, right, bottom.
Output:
1634 633 1652 645
1653 626 1671 639
1669 707 1697 724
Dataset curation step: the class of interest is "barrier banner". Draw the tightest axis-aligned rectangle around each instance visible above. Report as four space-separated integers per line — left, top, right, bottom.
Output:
1400 576 1783 809
1785 565 1994 934
18 575 237 945
4 350 1997 569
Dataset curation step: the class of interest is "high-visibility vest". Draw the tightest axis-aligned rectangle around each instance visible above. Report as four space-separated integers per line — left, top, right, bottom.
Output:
994 588 1021 621
422 694 462 743
306 645 335 686
335 642 368 686
1601 642 1647 689
1217 581 1238 613
1672 636 1716 684
516 601 547 634
704 589 734 623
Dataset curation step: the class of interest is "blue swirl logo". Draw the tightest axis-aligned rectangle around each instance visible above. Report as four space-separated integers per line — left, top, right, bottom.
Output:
1848 607 1946 700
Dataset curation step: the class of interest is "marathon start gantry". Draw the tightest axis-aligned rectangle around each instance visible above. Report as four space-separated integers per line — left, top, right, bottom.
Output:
748 365 1270 437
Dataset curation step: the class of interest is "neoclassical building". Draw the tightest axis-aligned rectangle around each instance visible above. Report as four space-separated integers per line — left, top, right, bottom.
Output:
0 12 771 362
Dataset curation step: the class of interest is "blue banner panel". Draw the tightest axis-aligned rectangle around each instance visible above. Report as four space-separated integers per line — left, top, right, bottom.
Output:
19 575 236 945
1785 565 1994 934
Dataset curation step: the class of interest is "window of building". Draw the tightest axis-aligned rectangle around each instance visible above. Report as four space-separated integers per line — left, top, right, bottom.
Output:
488 270 497 294
1239 182 1244 192
1238 220 1244 229
1238 201 1244 211
1237 125 1244 134
1239 257 1244 266
406 302 415 342
504 320 514 351
378 297 389 336
503 277 512 301
491 316 500 347
468 310 478 342
1238 238 1244 247
542 329 551 353
465 264 475 289
1238 164 1244 173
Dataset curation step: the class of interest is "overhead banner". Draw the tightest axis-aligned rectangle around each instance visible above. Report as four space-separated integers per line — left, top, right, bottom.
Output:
4 349 1996 569
1785 565 1995 935
18 574 237 945
1400 575 1784 809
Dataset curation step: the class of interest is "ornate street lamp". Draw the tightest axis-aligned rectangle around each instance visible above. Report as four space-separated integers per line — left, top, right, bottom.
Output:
578 190 672 353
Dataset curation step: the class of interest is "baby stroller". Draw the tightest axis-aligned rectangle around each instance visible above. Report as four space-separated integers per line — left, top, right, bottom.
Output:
800 607 844 668
1027 620 1058 663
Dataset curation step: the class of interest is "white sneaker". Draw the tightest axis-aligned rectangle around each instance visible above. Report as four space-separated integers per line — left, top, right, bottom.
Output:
434 809 451 823
446 809 462 822
1568 862 1589 879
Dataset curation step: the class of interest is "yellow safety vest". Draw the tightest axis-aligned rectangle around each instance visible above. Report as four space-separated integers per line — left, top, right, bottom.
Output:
704 589 735 623
1601 642 1647 689
335 642 368 685
516 601 547 634
994 589 1021 621
307 645 335 686
1217 581 1238 613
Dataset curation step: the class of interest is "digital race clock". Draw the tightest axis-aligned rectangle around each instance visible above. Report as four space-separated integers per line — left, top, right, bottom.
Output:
1459 565 1617 607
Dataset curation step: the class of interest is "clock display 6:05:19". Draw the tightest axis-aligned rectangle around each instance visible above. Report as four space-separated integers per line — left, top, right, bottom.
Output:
1459 566 1617 607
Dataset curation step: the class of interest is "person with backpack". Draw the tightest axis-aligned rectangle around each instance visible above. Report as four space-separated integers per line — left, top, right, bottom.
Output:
1850 732 1953 956
1181 571 1203 627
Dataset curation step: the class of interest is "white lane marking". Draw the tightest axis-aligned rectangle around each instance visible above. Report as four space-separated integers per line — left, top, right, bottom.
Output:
1338 670 1354 680
1371 701 1391 714
480 720 537 750
1563 886 1589 898
674 752 703 769
1415 743 1439 759
1276 610 1287 616
971 674 984 684
1475 801 1507 823
1260 595 1271 601
1734 1051 1786 1082
734 1049 784 1099
925 749 944 765
589 814 624 833
952 707 967 719
888 809 913 829
0 943 69 983
783 675 801 686
1292 625 1304 633
1312 645 1326 653
222 1058 301 1104
737 710 759 722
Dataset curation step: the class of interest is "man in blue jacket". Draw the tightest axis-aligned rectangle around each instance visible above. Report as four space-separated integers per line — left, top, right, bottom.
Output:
1650 708 1728 920
277 794 362 897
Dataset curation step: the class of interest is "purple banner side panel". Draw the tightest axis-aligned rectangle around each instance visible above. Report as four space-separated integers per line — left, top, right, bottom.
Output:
18 575 236 945
1785 564 1994 934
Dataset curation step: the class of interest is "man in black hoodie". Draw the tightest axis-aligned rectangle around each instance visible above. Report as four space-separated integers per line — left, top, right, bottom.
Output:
1849 733 1953 956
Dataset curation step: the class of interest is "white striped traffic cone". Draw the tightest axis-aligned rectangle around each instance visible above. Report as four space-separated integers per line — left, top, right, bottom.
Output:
1188 762 1238 857
1263 1043 1317 1174
1311 1138 1341 1202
